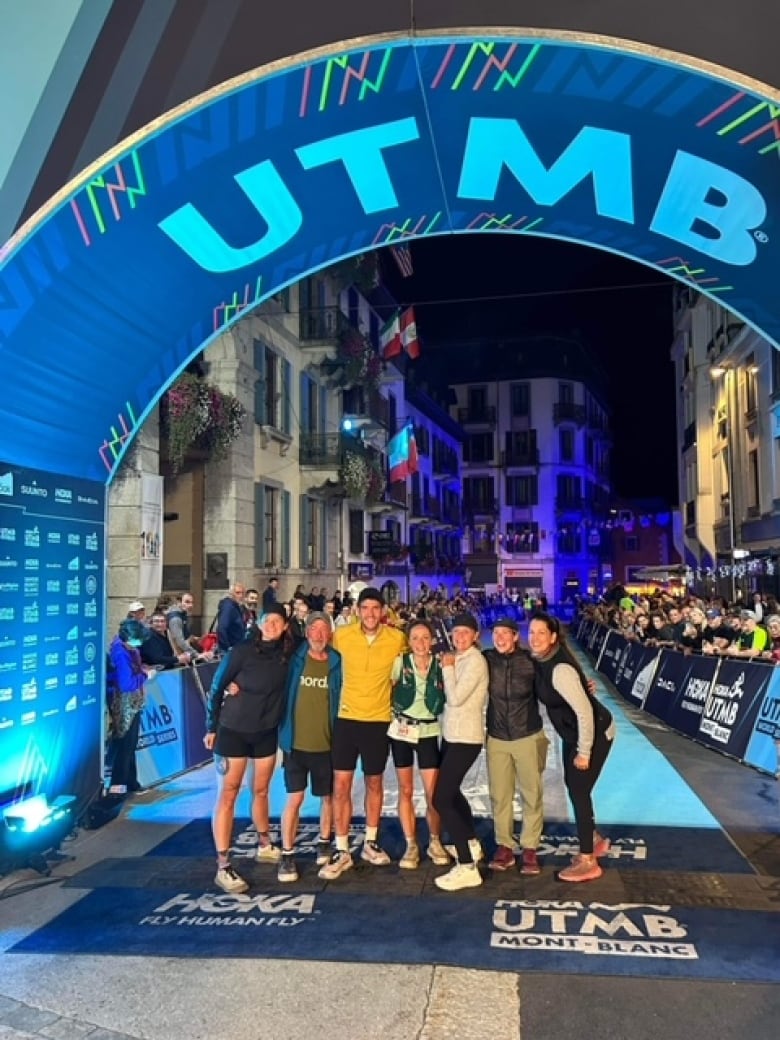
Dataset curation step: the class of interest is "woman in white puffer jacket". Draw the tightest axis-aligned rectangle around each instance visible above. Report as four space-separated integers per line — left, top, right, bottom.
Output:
433 612 489 891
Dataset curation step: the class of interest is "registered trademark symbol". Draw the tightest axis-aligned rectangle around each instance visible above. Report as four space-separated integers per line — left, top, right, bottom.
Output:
754 229 769 243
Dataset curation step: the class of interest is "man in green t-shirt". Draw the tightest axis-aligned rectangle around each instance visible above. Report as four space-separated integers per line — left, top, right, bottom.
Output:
276 613 342 883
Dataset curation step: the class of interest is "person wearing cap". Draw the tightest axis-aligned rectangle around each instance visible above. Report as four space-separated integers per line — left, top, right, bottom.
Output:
276 612 342 883
204 604 293 893
389 619 449 869
127 600 148 630
433 612 489 892
319 587 405 879
483 617 548 876
732 610 768 657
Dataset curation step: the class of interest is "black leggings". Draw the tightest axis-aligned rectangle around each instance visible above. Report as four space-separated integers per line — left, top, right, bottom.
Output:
433 740 482 864
562 730 612 854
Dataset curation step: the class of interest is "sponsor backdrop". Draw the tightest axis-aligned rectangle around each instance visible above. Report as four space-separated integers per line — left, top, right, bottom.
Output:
3 33 780 486
0 462 105 813
577 623 779 775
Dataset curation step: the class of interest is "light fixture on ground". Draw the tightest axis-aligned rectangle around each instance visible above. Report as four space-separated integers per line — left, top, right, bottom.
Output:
1 792 77 875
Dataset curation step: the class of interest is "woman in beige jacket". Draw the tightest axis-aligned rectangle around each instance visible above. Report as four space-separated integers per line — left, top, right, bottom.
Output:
433 612 489 891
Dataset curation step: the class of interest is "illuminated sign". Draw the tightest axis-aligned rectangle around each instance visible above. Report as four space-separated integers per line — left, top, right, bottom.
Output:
1 33 780 486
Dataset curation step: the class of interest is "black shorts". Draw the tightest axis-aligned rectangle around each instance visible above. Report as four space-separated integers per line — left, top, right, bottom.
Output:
283 749 333 797
214 725 278 759
331 718 389 776
391 735 442 771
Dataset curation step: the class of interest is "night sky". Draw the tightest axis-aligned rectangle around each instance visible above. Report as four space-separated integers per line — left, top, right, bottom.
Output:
381 235 677 503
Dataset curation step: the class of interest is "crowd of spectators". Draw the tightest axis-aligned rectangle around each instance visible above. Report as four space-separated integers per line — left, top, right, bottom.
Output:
582 584 780 663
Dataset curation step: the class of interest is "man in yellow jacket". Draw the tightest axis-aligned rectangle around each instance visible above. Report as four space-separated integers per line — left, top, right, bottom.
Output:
318 587 405 879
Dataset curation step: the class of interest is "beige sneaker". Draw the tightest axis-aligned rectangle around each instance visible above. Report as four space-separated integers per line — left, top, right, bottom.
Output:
255 841 282 863
434 862 483 891
399 842 420 869
427 836 450 866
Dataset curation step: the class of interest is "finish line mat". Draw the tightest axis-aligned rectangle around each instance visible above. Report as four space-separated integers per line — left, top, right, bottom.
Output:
9 881 778 982
143 816 755 875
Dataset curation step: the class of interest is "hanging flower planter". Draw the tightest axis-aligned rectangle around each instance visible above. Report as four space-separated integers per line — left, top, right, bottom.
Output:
327 252 380 294
335 326 382 390
161 373 246 474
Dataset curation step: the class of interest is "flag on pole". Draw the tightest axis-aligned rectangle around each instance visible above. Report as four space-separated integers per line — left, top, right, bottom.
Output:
387 423 419 482
380 310 402 359
400 307 420 359
390 243 414 278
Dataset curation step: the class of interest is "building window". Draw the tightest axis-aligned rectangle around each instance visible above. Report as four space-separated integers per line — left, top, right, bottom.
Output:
625 535 639 552
299 496 326 569
745 354 758 416
510 383 530 417
464 476 495 512
465 432 494 463
349 509 364 555
505 522 539 553
748 449 760 510
468 386 488 414
556 474 581 508
505 475 538 507
505 430 537 465
470 522 494 554
254 484 279 568
559 428 575 462
558 382 574 405
254 343 291 433
557 528 581 554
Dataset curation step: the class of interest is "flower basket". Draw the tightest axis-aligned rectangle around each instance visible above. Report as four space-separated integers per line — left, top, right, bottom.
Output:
161 373 246 474
336 326 382 390
340 449 370 499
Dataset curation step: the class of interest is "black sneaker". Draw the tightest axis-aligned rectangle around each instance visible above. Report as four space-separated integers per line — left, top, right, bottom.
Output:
316 839 332 866
277 853 298 883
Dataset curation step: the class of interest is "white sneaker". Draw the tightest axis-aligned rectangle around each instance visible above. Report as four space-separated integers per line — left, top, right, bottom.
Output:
255 842 282 863
399 843 420 869
360 840 391 866
214 864 249 893
444 838 484 863
427 836 450 866
434 862 483 891
318 850 354 880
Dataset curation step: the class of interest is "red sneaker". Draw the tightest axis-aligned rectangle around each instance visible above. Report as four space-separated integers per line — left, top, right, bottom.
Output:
520 848 541 876
593 833 611 858
489 845 516 871
558 857 602 882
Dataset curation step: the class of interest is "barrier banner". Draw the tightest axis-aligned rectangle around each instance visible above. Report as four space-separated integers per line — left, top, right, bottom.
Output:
696 658 773 761
743 667 780 775
613 642 661 707
643 652 719 737
136 671 185 786
597 631 627 686
181 661 216 770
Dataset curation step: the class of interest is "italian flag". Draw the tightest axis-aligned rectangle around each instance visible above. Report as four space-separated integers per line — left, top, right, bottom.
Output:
388 423 419 482
380 311 402 359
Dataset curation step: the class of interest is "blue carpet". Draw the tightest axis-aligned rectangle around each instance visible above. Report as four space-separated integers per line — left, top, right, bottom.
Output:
9 883 777 982
144 815 753 875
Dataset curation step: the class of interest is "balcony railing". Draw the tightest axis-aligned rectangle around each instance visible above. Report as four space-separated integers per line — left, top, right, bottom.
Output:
299 432 374 467
555 496 585 512
503 448 540 467
299 305 345 342
342 387 391 430
553 402 586 425
457 406 496 425
464 497 498 515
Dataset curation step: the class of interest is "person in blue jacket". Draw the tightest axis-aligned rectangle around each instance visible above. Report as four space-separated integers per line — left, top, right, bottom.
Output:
276 612 342 883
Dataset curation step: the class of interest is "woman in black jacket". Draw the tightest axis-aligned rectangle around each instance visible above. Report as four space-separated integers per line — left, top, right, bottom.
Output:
205 604 292 893
528 612 615 883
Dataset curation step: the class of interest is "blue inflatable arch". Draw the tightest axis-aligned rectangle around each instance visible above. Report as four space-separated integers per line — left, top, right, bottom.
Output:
3 24 780 825
2 29 780 484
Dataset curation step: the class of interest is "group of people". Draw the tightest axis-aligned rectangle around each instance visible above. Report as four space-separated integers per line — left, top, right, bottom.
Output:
203 586 615 894
592 585 780 661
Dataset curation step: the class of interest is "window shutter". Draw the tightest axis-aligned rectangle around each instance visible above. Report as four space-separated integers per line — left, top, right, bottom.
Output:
254 483 266 568
254 340 267 425
281 490 291 568
299 494 311 569
319 502 328 569
282 359 292 434
299 372 311 432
